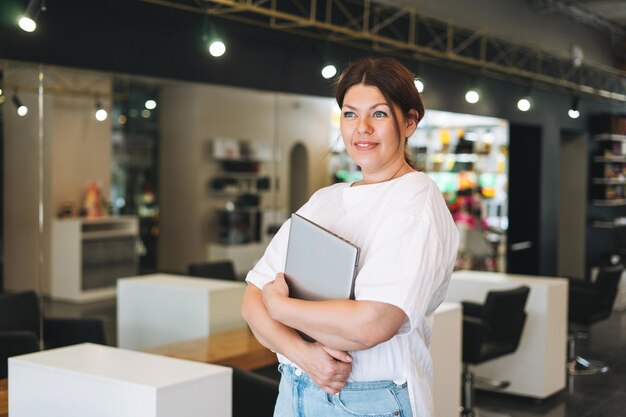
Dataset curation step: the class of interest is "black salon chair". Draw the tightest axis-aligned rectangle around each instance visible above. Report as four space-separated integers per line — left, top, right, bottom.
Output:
232 367 279 417
567 262 623 376
187 260 238 281
0 291 107 378
461 286 530 417
0 331 39 378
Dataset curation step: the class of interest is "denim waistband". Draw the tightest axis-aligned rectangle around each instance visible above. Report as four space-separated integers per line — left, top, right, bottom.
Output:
278 363 407 391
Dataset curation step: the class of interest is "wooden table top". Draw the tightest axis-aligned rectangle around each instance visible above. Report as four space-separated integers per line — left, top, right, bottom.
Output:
0 378 7 417
145 327 278 371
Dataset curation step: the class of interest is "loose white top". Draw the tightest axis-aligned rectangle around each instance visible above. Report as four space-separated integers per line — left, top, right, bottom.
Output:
246 171 459 417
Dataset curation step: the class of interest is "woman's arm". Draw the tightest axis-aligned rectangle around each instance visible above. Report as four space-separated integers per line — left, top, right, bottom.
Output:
262 273 406 351
241 284 353 394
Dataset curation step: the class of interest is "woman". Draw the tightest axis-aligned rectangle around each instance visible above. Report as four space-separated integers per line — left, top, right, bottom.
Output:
242 57 459 417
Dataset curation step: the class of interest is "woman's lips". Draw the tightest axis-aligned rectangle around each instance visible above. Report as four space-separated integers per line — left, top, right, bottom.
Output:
353 141 379 150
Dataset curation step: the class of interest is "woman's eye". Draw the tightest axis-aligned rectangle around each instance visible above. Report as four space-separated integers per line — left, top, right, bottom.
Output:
373 110 387 118
343 111 356 118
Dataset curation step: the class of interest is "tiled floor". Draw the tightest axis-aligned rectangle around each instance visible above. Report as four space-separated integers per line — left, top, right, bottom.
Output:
44 297 626 417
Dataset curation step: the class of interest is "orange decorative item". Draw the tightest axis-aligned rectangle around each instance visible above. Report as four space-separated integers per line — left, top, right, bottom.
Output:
83 181 104 218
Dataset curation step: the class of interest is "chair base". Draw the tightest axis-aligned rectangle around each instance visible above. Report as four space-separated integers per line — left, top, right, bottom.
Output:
474 375 510 390
568 356 609 376
462 406 513 417
463 365 512 417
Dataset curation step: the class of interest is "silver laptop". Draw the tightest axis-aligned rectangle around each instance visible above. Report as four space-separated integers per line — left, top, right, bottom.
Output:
284 213 360 301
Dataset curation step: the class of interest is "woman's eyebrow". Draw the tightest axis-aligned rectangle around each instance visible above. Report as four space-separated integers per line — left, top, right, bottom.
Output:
342 103 389 110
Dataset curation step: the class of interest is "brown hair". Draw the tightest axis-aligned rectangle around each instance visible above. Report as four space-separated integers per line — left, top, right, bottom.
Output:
334 57 425 167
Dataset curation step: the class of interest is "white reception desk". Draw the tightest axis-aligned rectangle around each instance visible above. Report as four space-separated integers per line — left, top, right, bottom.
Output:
118 274 247 350
9 343 232 417
446 270 568 399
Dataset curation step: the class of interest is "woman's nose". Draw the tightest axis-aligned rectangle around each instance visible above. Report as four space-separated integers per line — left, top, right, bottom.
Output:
357 118 372 134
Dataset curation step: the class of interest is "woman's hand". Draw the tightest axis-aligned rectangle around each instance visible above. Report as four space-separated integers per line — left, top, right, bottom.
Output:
295 342 353 394
262 272 289 317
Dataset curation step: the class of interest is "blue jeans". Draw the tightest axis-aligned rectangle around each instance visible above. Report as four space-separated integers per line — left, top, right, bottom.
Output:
274 364 413 417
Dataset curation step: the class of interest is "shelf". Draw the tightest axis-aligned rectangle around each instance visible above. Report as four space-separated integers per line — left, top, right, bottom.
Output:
594 156 626 163
430 153 485 163
592 199 626 207
81 230 139 240
215 173 265 179
591 219 626 229
212 157 270 163
595 134 626 143
215 207 264 213
211 191 269 197
593 178 626 185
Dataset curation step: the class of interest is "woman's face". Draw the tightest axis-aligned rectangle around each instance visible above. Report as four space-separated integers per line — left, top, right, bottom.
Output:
340 84 416 174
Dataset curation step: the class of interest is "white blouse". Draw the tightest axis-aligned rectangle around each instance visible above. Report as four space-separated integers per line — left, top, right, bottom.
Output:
246 171 459 417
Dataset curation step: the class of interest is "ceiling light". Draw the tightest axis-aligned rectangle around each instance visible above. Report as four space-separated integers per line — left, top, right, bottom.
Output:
0 88 3 96
95 100 108 122
465 88 480 104
321 64 337 79
568 109 580 119
414 79 424 93
568 96 580 119
18 0 45 32
517 97 531 112
208 40 226 57
145 99 157 110
18 16 36 32
12 93 28 117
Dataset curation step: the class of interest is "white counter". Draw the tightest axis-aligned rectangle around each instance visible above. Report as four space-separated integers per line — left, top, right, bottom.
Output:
9 343 231 417
118 274 247 350
446 270 568 399
431 302 462 417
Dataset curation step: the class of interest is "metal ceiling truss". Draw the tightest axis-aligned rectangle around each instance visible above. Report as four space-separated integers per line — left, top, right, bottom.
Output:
143 0 626 102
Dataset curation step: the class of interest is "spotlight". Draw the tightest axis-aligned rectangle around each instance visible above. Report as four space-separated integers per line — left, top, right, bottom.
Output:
517 97 531 112
208 40 226 57
145 99 157 110
465 88 480 104
414 79 424 93
18 0 45 32
12 93 28 117
568 96 580 119
18 16 36 32
321 64 337 79
95 100 108 122
0 88 3 96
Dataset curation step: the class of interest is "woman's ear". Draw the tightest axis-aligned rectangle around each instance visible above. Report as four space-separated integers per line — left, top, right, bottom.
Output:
404 109 420 136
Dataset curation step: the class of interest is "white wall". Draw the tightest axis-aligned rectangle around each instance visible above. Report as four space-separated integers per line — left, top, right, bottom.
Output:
158 82 334 272
379 0 614 67
3 64 112 293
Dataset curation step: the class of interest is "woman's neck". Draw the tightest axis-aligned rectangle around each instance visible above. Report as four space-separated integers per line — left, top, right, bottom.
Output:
355 161 413 186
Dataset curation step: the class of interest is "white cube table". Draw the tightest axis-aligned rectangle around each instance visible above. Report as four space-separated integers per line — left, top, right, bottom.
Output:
9 343 231 417
430 302 462 417
446 270 568 399
118 274 247 350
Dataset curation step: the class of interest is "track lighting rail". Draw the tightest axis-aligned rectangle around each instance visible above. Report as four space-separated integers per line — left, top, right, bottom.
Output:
142 0 626 102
